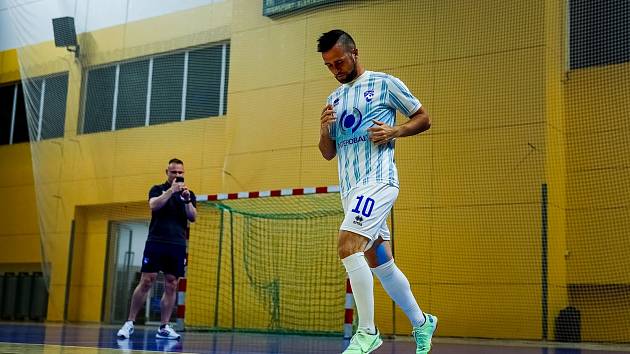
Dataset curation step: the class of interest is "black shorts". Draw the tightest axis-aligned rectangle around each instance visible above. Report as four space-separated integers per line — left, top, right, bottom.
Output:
140 241 186 278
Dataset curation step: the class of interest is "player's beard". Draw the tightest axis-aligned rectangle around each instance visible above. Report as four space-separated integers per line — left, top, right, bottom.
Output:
337 58 358 84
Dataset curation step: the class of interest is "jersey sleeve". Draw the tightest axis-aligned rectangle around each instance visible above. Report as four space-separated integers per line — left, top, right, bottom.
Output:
148 185 163 200
386 75 422 117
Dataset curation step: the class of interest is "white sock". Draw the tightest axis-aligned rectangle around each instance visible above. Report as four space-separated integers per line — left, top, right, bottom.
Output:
342 252 376 334
372 259 425 327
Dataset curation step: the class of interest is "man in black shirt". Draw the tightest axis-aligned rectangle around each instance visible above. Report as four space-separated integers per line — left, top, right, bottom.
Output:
117 158 197 340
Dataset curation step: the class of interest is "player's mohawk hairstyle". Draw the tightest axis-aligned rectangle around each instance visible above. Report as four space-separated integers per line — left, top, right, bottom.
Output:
317 29 356 53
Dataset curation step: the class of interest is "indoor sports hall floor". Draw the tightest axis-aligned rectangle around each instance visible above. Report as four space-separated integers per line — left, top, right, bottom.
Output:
0 322 629 354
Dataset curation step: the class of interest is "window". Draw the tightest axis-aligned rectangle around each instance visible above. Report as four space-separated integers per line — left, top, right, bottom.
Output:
29 73 69 140
0 72 68 145
83 66 116 134
12 85 29 143
81 42 230 134
150 52 185 125
40 74 69 139
0 84 15 145
116 59 149 130
569 0 630 69
186 45 229 119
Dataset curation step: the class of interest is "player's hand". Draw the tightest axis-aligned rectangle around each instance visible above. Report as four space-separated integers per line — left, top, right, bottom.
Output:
181 188 191 201
170 180 183 193
320 104 336 138
368 120 399 145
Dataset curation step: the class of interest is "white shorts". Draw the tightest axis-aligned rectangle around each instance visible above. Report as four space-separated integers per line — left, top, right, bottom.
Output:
340 183 399 250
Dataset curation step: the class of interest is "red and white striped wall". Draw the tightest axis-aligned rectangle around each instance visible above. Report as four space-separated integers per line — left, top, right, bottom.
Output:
344 278 355 339
196 185 340 201
176 277 186 330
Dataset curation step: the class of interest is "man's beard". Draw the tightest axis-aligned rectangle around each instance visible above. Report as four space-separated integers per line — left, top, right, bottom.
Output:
338 59 358 84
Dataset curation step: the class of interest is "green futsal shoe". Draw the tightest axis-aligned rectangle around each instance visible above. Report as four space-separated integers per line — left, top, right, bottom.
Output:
412 314 438 354
342 328 383 354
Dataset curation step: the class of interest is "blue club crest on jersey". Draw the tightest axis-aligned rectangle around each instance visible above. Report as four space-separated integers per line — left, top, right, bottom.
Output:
364 90 375 102
338 108 363 134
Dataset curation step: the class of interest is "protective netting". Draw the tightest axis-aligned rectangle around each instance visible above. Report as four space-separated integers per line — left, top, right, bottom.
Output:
4 0 630 344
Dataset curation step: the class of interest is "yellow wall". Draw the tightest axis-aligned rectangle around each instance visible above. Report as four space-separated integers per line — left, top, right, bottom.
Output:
565 64 630 284
1 0 629 342
0 143 40 267
564 63 630 341
0 49 40 272
0 50 20 83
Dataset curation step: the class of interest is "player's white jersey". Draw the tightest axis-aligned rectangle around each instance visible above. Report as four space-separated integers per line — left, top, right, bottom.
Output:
327 70 421 197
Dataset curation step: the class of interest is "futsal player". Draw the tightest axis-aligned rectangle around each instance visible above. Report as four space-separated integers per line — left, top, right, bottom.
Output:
317 30 437 353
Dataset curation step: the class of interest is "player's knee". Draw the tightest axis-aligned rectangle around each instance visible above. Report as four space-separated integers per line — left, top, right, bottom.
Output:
337 232 367 259
164 283 177 294
139 275 156 291
337 238 355 259
163 276 178 293
338 247 354 259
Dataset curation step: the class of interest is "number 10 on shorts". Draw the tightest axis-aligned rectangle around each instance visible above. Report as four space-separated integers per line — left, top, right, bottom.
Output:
351 195 375 217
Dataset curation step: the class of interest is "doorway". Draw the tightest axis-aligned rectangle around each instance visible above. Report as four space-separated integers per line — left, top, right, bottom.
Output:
105 220 169 325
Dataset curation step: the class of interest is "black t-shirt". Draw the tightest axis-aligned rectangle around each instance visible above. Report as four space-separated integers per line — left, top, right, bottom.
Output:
147 182 197 245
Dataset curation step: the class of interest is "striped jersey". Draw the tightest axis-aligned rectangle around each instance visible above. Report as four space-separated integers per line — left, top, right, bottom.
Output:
327 70 422 197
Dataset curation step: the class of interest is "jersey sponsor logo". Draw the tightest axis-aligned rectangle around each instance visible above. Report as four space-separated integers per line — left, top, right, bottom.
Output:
337 134 368 148
338 107 363 134
333 98 340 106
353 215 364 226
364 90 375 102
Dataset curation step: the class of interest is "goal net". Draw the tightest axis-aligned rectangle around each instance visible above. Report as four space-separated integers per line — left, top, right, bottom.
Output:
186 192 346 334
